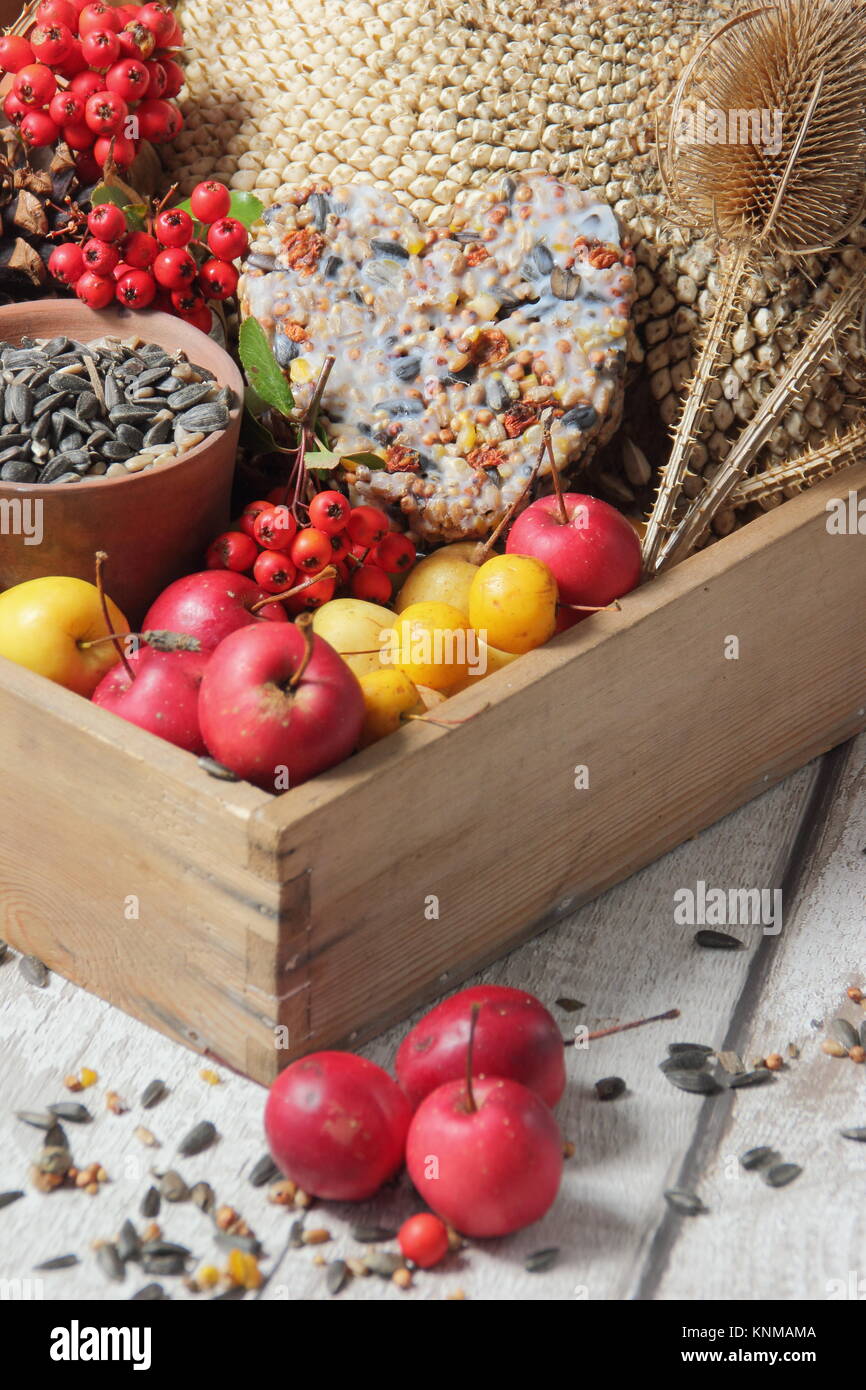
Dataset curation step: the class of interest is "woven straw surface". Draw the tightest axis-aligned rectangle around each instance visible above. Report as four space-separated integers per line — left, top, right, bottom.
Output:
169 0 865 512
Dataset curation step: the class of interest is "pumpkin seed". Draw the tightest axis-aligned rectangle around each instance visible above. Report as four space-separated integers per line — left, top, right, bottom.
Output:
326 1259 349 1295
141 1079 167 1109
694 929 744 949
830 1018 859 1050
18 955 48 987
0 1191 25 1210
664 1188 707 1215
595 1076 626 1101
177 1120 217 1157
762 1162 802 1188
664 1070 720 1095
525 1247 559 1272
97 1243 125 1283
34 1254 79 1270
740 1146 780 1170
47 1102 92 1124
249 1154 281 1188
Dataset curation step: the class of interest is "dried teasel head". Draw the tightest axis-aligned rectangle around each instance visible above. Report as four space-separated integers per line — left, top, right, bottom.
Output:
658 0 866 254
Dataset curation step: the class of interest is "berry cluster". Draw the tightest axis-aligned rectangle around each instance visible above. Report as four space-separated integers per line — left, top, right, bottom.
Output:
48 179 248 331
0 1 184 177
207 494 417 612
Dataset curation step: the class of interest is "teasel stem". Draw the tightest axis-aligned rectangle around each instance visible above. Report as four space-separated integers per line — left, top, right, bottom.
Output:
728 419 866 510
93 551 134 681
657 278 866 568
642 239 750 573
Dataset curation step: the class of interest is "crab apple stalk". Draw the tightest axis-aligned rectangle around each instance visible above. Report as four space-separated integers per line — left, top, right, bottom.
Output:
94 551 133 680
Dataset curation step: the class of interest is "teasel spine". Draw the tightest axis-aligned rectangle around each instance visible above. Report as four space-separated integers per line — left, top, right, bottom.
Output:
729 419 866 511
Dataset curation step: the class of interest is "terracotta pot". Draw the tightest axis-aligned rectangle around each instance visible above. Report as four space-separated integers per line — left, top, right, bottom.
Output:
0 302 243 625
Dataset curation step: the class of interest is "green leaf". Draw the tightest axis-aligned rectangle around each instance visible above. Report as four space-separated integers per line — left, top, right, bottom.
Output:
305 449 340 472
90 185 128 209
175 191 264 231
238 319 294 416
342 451 387 470
123 203 148 233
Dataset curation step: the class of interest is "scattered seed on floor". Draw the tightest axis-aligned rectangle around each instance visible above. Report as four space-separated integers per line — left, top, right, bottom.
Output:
289 1219 306 1248
762 1162 802 1188
131 1283 169 1301
134 1126 160 1148
365 1251 405 1278
190 1181 215 1213
140 1080 167 1110
595 1076 626 1101
47 1102 92 1124
351 1225 397 1243
249 1154 281 1188
668 1043 714 1056
177 1121 217 1157
198 755 240 781
787 1042 800 1059
117 1221 142 1264
664 1188 707 1215
830 1018 859 1050
840 1128 866 1142
158 1170 189 1203
35 1254 79 1270
18 955 49 987
716 1051 745 1075
664 1070 720 1095
199 1069 221 1086
15 1110 54 1130
140 1186 161 1218
659 1050 709 1073
326 1260 349 1295
821 1039 849 1058
0 1191 25 1210
723 1069 775 1089
525 1247 559 1272
694 929 744 950
555 997 584 1012
97 1242 125 1282
740 1147 780 1170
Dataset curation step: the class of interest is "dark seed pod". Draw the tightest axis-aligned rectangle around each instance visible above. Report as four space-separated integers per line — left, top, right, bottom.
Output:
0 1191 25 1210
694 929 744 950
664 1070 720 1095
18 955 49 987
249 1154 281 1188
34 1254 79 1270
525 1247 559 1272
664 1188 707 1215
140 1079 167 1109
740 1146 780 1170
659 1050 710 1073
762 1162 802 1188
16 1110 55 1130
350 1225 397 1244
141 1252 188 1276
829 1018 859 1050
43 1122 69 1150
131 1283 169 1301
724 1069 775 1089
595 1076 626 1101
117 1220 142 1264
97 1243 125 1283
839 1127 866 1142
140 1239 191 1260
140 1186 161 1218
555 997 584 1012
326 1259 348 1295
560 402 599 430
177 1121 217 1157
47 1102 92 1124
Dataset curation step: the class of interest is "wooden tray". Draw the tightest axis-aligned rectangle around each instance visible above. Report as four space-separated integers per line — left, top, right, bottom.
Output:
1 466 864 1085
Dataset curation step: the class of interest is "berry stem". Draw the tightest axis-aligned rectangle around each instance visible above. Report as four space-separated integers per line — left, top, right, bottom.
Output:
464 1002 481 1113
93 551 134 680
249 565 337 614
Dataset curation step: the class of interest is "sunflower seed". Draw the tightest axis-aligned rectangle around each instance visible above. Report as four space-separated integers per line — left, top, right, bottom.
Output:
18 955 48 987
247 252 277 271
830 1018 859 1050
103 374 124 409
34 1254 79 1270
595 1076 626 1101
2 459 37 483
158 1170 189 1203
694 929 744 950
16 1110 55 1129
326 1259 348 1295
197 755 240 781
118 1220 142 1263
740 1146 780 1170
6 383 32 424
762 1162 802 1188
44 1122 68 1150
190 1181 215 1212
142 1252 188 1276
140 1186 161 1217
33 391 68 418
175 403 229 433
249 1154 281 1188
550 265 581 300
723 1069 775 1089
0 1191 24 1210
560 402 599 430
47 1102 92 1124
177 1120 217 1157
115 423 144 449
49 371 90 395
141 1239 191 1259
659 1050 709 1073
108 403 155 426
131 1283 169 1300
525 1247 559 1272
840 1127 866 1142
97 1242 125 1282
664 1070 720 1095
364 1251 404 1278
75 391 99 421
102 441 135 461
555 997 585 1012
143 418 173 447
214 1231 261 1256
350 1224 397 1244
213 1284 247 1300
141 1079 167 1109
0 939 7 963
664 1188 707 1215
166 383 212 411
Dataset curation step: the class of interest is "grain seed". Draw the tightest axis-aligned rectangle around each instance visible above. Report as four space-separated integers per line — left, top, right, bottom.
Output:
664 1070 720 1095
694 929 744 950
0 1191 25 1210
97 1242 125 1282
664 1188 707 1215
47 1102 92 1124
177 1120 217 1157
134 1126 159 1147
830 1018 859 1050
326 1259 349 1295
762 1162 802 1188
740 1147 780 1170
18 955 49 987
249 1154 281 1188
140 1079 167 1110
595 1076 626 1101
350 1225 397 1243
34 1254 79 1270
821 1039 848 1058
525 1247 559 1272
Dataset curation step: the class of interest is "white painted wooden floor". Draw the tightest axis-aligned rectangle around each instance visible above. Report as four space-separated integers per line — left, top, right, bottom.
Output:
0 734 863 1302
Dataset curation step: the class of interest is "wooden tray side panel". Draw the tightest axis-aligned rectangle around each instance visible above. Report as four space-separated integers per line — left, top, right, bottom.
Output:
254 468 866 1063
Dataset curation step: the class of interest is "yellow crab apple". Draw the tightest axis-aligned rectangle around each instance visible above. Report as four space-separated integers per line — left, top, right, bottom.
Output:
358 667 418 747
0 576 129 696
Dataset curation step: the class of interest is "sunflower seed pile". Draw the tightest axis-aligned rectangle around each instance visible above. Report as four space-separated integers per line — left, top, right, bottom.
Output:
0 335 236 486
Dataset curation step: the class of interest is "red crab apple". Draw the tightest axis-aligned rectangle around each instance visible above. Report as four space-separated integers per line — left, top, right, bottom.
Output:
142 569 287 653
92 645 209 754
265 1051 412 1201
396 984 566 1110
197 617 364 791
507 493 641 609
405 1007 563 1237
